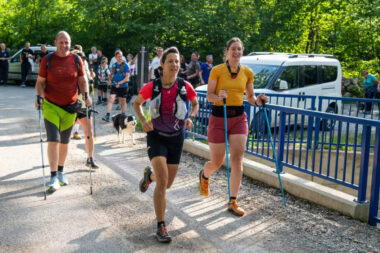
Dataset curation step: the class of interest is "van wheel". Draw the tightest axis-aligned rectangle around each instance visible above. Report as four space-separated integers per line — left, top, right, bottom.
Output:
320 104 338 131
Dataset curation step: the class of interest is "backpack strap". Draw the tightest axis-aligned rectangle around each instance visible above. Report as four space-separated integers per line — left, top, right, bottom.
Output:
46 52 81 71
176 77 187 101
46 52 54 69
152 78 162 100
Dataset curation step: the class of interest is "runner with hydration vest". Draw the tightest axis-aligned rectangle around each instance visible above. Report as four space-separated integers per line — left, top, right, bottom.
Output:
133 46 199 243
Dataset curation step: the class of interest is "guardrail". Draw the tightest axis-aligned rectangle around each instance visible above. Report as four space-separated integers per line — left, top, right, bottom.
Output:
187 92 380 226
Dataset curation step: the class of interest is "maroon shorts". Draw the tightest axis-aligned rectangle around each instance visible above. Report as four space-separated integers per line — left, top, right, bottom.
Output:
207 112 248 143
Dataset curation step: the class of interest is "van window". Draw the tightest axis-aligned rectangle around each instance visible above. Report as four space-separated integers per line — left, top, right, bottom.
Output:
245 64 279 89
274 66 298 90
320 65 337 82
301 65 318 87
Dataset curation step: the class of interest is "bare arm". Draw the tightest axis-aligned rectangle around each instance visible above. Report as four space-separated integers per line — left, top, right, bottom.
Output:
199 70 205 85
184 97 199 130
206 79 226 103
116 73 130 87
246 82 268 106
78 75 92 107
133 94 153 132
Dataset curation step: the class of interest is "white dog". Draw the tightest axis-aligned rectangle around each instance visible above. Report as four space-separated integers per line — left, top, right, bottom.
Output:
111 114 137 144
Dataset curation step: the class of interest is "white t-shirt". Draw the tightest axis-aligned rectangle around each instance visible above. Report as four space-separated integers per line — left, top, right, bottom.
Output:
89 53 98 64
109 56 127 70
149 56 160 79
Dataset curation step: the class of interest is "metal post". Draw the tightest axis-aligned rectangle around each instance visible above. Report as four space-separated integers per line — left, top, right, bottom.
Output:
357 125 371 203
277 111 286 173
369 127 380 226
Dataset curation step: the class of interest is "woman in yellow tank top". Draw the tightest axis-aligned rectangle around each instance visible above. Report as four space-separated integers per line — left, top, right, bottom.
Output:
199 37 268 216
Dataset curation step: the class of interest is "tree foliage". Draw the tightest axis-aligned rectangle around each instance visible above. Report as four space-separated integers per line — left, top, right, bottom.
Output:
0 0 378 77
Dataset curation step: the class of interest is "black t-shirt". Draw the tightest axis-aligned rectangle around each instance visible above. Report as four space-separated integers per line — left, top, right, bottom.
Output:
21 48 34 63
37 51 49 60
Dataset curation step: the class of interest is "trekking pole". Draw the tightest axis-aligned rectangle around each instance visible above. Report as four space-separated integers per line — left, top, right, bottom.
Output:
262 103 287 207
37 101 47 200
223 97 231 205
86 106 93 195
91 82 97 141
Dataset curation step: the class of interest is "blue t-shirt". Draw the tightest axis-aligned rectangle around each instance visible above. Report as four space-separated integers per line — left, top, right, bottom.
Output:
200 62 213 84
111 61 130 88
0 50 10 66
363 74 377 89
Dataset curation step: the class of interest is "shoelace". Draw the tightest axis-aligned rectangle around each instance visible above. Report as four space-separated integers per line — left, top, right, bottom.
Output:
159 225 168 236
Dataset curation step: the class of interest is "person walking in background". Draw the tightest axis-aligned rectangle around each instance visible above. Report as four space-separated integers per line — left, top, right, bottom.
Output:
198 37 268 216
88 46 98 72
102 50 130 122
0 43 11 86
126 53 138 103
185 52 200 88
134 47 198 243
20 41 34 87
362 70 380 114
35 44 49 64
34 31 91 193
199 54 214 85
97 57 110 105
178 54 187 79
148 47 163 80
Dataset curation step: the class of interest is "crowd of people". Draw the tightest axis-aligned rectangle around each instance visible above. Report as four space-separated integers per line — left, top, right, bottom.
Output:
3 31 378 244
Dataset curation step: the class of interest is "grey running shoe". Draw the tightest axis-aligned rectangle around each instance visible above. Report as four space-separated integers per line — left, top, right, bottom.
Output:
58 172 69 186
156 224 171 243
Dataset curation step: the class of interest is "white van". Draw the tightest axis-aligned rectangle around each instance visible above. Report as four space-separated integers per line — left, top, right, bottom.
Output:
196 52 342 132
8 46 56 84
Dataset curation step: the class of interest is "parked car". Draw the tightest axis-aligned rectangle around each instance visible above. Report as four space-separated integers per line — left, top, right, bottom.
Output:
8 46 56 84
195 52 342 134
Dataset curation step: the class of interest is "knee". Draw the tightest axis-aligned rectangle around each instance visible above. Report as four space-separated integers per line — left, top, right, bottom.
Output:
156 178 168 192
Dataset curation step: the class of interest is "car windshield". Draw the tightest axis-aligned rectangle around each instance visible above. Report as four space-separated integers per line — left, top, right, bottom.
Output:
244 64 280 89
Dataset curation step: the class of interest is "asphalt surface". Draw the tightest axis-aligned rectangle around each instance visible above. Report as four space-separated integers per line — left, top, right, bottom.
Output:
1 84 379 253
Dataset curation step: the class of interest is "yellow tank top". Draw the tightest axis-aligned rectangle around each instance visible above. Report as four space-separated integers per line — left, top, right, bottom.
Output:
209 63 254 106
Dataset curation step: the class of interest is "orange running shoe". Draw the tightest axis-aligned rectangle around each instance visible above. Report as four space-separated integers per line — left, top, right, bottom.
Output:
227 200 245 216
198 169 209 197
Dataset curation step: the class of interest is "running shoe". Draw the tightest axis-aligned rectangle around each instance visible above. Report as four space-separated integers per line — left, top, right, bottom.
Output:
58 171 69 186
139 166 152 192
102 115 110 122
21 83 26 88
86 157 99 169
198 169 209 197
227 200 245 216
47 176 60 193
156 224 171 243
73 132 81 140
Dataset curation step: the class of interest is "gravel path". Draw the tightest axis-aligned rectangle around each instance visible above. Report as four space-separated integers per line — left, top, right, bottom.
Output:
0 85 379 253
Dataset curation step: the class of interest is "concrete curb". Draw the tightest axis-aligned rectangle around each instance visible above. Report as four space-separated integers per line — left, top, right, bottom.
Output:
183 139 369 222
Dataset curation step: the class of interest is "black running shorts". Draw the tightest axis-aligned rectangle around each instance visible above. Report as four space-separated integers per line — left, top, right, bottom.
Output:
146 130 184 164
110 86 128 98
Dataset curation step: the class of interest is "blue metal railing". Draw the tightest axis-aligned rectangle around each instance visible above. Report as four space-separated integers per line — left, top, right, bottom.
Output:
187 92 380 226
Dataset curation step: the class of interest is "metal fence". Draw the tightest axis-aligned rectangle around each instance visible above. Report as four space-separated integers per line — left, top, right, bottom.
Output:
187 92 380 226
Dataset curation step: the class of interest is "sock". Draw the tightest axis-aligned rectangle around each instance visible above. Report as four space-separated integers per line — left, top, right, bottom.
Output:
51 171 57 177
157 221 165 228
106 113 110 117
58 166 64 172
98 96 101 101
230 196 237 203
202 173 209 180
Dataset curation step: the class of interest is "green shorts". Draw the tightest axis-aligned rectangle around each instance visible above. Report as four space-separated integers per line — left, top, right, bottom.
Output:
42 99 76 144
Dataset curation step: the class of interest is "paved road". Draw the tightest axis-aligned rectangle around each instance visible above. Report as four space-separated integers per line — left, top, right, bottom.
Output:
1 85 379 253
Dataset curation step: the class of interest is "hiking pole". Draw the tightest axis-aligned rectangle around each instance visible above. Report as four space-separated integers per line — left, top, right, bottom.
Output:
262 103 286 207
91 81 97 141
37 100 47 200
86 106 93 195
223 97 231 205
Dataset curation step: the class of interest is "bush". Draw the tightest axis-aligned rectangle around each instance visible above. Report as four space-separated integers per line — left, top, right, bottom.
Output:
347 85 364 98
